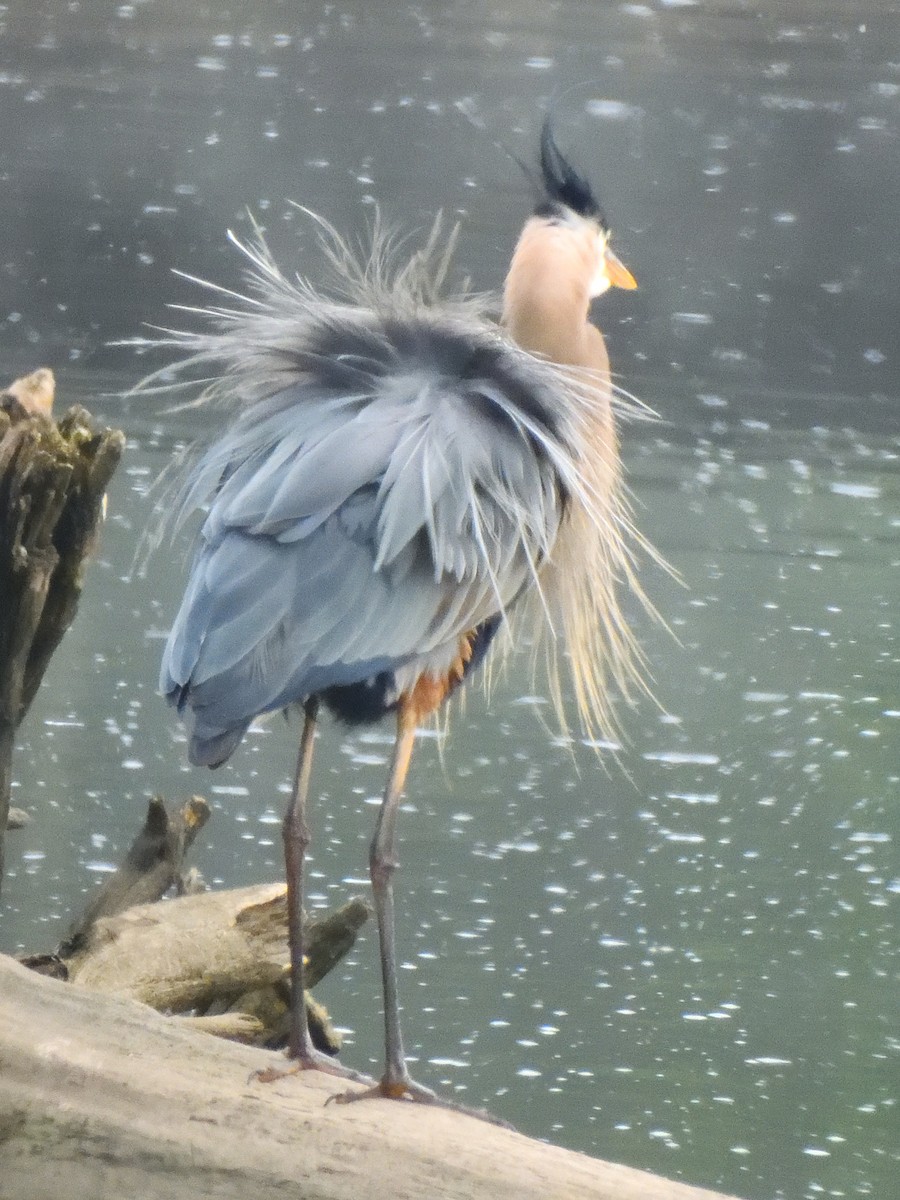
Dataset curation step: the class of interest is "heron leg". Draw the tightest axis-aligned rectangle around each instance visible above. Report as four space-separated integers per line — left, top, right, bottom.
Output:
371 702 419 1090
327 701 512 1126
283 696 320 1063
320 701 418 1103
256 697 372 1086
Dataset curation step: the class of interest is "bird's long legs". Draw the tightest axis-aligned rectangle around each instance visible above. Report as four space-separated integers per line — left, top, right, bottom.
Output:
256 697 372 1086
259 693 507 1123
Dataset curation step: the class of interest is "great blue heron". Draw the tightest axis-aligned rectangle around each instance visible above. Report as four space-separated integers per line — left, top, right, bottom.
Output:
157 120 651 1115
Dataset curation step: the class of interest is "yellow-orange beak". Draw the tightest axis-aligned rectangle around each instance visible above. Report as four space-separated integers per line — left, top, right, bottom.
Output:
605 248 637 290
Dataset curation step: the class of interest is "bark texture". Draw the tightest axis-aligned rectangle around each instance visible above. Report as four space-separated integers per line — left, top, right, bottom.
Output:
0 376 124 885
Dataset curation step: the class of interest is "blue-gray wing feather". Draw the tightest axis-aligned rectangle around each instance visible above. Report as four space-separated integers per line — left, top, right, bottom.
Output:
162 322 568 764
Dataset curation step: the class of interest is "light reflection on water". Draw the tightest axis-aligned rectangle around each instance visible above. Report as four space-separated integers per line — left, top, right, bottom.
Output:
4 387 896 1199
1 2 898 1198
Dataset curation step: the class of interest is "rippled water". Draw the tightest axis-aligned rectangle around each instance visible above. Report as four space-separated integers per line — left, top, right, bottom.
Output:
1 4 897 1199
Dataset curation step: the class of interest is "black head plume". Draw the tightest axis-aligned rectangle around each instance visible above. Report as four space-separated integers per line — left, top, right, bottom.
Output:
536 118 607 229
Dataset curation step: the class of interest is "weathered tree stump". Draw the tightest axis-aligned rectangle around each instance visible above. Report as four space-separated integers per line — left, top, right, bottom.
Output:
0 369 124 887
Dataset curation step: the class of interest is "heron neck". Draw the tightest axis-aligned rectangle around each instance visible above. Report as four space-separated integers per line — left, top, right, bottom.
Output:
501 220 598 370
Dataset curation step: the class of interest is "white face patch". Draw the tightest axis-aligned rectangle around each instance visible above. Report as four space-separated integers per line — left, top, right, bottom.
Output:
588 231 612 298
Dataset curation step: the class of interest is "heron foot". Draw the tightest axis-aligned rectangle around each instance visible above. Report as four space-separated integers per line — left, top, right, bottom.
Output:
326 1075 514 1129
251 1050 376 1087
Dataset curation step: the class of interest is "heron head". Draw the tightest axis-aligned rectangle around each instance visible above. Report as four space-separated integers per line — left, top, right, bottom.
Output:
535 119 637 299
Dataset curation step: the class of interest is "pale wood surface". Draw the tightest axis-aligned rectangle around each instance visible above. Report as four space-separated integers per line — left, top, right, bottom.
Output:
0 954 742 1200
65 880 369 1011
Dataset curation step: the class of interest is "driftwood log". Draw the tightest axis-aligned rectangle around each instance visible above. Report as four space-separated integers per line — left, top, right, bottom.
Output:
18 794 369 1052
64 880 370 1051
65 880 369 1006
0 370 124 887
0 954 742 1200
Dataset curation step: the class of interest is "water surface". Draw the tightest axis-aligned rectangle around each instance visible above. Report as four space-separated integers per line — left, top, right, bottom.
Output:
1 4 897 1199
